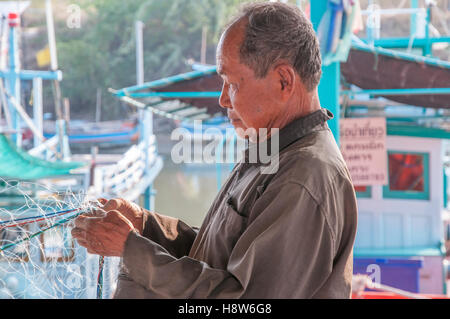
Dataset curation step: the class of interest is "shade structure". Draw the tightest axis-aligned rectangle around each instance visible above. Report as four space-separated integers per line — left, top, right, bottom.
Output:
341 44 450 109
114 42 450 115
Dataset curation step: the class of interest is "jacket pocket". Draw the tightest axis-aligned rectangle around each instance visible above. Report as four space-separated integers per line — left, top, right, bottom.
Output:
219 201 248 251
224 201 247 234
202 201 248 268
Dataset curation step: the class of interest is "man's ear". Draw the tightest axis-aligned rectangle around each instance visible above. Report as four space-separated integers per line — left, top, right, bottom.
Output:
275 64 296 99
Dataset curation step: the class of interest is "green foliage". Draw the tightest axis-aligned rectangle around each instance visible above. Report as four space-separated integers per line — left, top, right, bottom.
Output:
56 0 244 120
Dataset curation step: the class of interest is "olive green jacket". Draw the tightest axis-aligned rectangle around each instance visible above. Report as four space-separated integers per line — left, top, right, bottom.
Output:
113 108 358 299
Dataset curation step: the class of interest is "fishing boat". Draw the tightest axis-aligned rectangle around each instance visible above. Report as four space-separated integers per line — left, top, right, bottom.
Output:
0 1 162 299
43 118 139 146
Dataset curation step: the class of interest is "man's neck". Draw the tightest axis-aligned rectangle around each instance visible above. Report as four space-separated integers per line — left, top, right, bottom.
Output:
264 89 321 138
255 90 321 143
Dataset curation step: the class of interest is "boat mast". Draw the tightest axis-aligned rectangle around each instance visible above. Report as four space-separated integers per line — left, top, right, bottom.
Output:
45 0 65 159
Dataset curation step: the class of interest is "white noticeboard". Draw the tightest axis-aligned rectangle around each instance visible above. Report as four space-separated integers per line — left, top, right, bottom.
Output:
339 117 388 186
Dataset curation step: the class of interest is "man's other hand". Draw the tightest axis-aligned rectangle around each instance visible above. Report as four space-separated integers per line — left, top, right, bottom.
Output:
71 210 135 257
95 198 145 234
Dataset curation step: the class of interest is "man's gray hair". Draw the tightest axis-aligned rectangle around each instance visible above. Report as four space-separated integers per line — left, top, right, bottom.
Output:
227 2 322 92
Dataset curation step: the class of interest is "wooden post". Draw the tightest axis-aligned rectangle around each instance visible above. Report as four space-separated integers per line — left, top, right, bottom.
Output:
33 77 43 148
201 26 207 64
95 88 101 123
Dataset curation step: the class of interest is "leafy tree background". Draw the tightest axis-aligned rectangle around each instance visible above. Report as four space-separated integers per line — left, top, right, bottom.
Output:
24 0 246 120
16 0 450 122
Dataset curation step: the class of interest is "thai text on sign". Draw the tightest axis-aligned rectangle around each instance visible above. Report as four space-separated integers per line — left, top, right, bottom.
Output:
340 117 388 186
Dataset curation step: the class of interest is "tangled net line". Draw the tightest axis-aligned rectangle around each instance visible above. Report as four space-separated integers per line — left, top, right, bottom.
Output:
0 178 119 299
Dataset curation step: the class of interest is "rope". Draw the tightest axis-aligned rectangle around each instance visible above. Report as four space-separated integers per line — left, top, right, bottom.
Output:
0 210 85 253
0 208 80 228
97 256 105 299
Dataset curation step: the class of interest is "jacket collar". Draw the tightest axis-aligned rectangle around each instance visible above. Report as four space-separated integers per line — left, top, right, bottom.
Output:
243 108 334 162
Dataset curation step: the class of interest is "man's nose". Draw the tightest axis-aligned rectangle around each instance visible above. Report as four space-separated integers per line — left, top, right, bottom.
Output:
219 83 231 109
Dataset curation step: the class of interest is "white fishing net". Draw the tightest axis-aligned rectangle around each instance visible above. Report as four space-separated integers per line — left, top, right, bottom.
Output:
0 178 120 299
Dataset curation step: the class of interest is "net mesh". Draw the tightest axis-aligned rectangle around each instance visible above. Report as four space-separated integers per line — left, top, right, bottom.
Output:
0 178 119 299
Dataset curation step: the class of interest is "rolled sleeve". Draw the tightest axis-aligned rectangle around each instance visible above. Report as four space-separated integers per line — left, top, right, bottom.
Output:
121 231 242 298
141 210 198 258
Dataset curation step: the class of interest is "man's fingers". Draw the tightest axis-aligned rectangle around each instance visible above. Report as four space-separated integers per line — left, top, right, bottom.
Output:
71 227 85 239
74 214 102 230
74 211 119 233
85 198 122 218
106 210 135 229
74 215 88 230
72 227 104 255
71 209 132 257
71 228 90 249
75 238 89 248
82 199 107 217
84 209 102 218
87 208 107 218
98 198 108 205
106 209 124 222
102 198 123 212
86 247 99 255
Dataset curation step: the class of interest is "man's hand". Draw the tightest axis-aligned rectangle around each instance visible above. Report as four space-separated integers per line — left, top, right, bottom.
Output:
95 198 145 234
71 210 135 257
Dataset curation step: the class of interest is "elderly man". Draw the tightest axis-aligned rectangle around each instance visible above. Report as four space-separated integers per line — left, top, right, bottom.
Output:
72 2 357 298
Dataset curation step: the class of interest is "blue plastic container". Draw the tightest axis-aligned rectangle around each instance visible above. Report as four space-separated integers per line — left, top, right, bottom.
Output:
353 257 424 293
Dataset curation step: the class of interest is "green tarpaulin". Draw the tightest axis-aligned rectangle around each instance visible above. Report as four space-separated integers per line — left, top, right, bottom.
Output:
0 134 85 180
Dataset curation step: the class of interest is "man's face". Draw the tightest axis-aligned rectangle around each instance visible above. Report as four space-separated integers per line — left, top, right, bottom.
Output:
216 25 281 138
